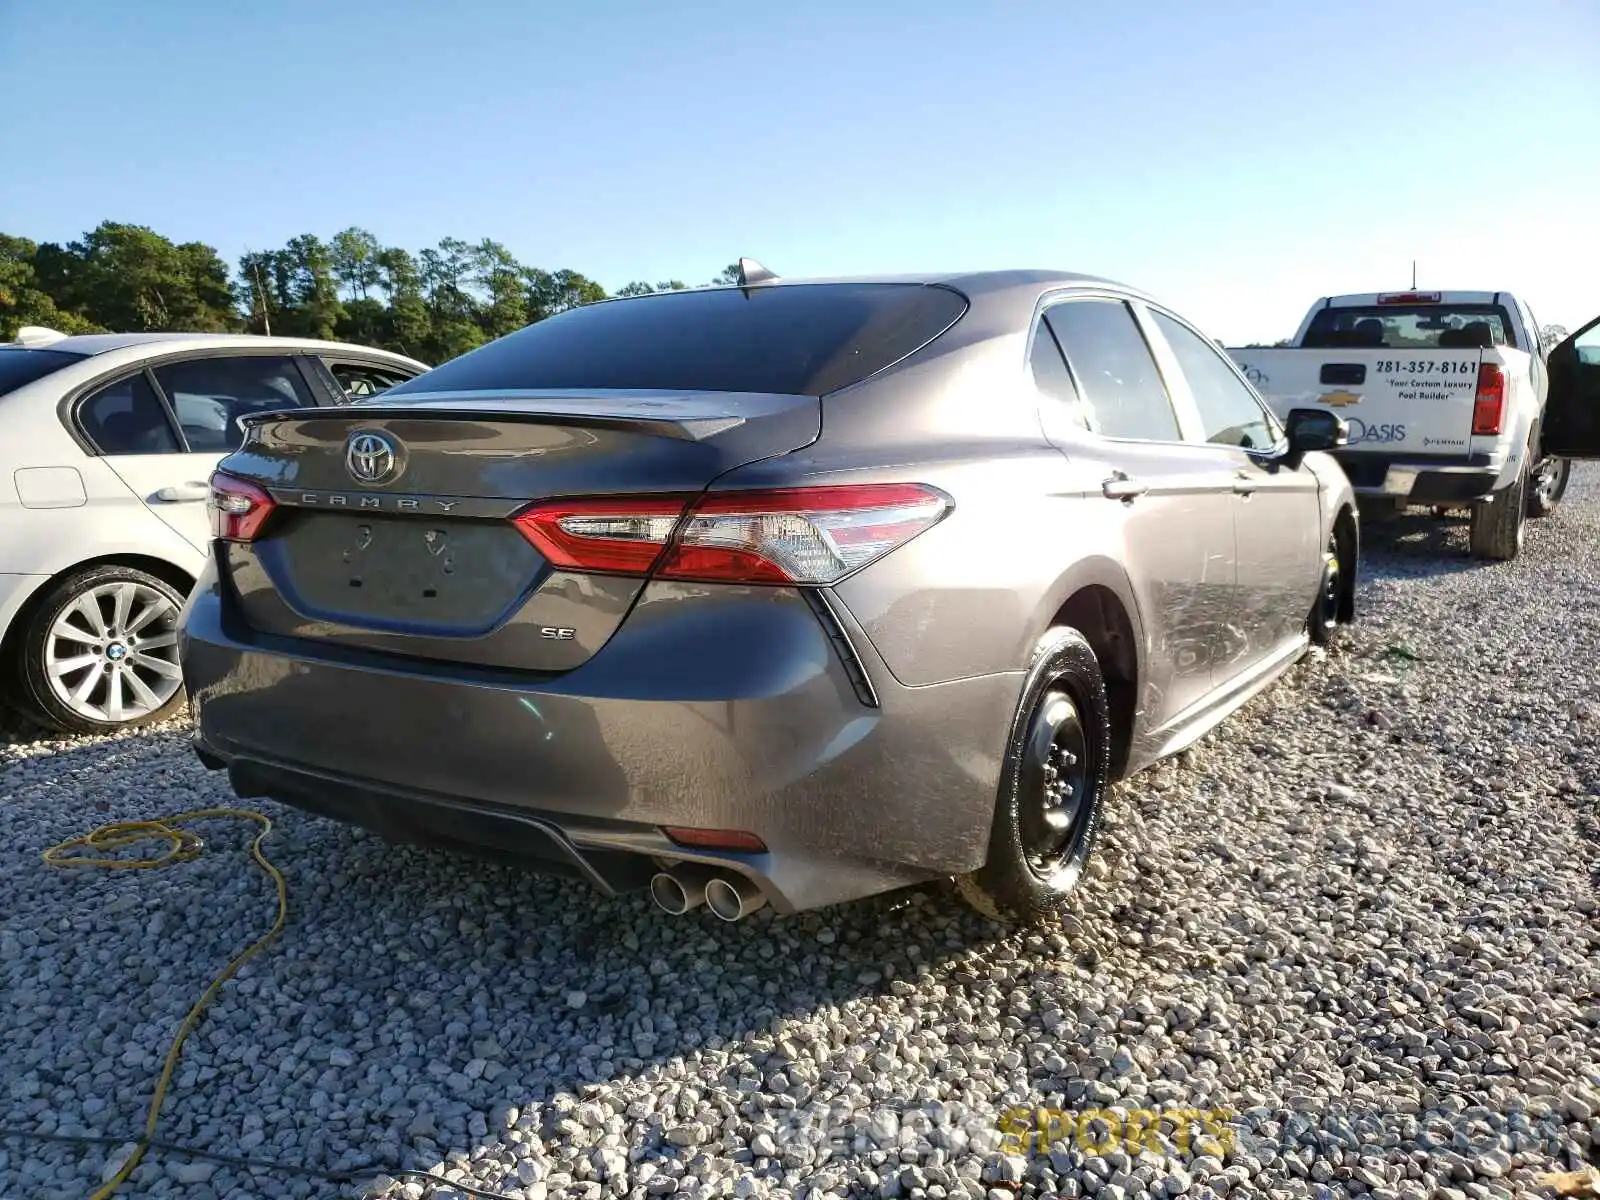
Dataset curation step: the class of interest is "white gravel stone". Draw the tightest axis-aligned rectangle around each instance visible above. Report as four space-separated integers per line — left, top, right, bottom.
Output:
5 475 1600 1199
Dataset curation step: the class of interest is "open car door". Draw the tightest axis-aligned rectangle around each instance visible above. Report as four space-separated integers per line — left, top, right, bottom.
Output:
1541 316 1600 458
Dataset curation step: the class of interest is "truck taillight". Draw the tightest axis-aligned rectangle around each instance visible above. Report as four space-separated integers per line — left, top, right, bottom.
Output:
209 471 277 542
1472 364 1506 436
513 484 952 585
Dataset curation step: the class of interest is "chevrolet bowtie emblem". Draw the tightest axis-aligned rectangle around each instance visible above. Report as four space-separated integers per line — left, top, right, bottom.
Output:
1319 390 1362 408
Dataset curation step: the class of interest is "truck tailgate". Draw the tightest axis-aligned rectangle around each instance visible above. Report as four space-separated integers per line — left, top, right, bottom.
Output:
1229 348 1488 455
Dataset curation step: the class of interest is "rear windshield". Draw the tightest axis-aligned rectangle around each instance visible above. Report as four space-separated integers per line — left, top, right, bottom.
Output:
0 347 88 397
381 283 969 398
1302 304 1517 350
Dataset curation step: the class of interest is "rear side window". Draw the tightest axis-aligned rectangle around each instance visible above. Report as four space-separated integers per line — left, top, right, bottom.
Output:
0 347 87 398
1044 300 1181 441
79 374 182 455
1303 304 1517 350
326 361 416 399
381 283 968 398
153 355 315 452
1029 320 1089 430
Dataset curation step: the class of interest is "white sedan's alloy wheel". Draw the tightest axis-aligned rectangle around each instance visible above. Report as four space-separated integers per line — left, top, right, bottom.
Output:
44 580 183 722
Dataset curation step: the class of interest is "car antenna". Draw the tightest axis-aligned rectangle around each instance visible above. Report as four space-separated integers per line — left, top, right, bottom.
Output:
1410 259 1417 289
737 257 778 287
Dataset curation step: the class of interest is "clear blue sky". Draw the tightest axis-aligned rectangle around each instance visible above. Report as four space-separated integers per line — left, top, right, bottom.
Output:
2 0 1596 343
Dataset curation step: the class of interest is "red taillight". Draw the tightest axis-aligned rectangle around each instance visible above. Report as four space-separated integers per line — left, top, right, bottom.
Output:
512 495 690 575
208 470 276 542
663 826 768 852
1376 291 1442 305
511 483 950 585
1472 363 1506 436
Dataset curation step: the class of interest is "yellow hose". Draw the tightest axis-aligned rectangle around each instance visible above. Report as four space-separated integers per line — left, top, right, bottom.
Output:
41 808 288 1199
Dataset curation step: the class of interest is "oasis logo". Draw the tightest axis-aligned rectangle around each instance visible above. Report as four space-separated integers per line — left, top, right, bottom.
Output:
1345 419 1406 445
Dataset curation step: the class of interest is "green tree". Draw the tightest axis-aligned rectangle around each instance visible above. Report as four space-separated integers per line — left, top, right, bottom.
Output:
374 246 430 357
711 262 742 286
47 222 237 332
0 234 102 340
330 227 383 302
279 234 345 340
615 280 689 297
473 239 527 341
523 267 606 322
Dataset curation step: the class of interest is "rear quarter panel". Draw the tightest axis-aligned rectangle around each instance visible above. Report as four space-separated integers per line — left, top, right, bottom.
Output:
0 383 206 585
733 329 1148 691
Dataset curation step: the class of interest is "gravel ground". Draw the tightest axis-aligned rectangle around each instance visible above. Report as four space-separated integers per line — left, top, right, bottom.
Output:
3 472 1598 1200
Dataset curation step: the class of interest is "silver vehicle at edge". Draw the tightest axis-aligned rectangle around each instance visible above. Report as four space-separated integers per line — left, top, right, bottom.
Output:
178 266 1359 924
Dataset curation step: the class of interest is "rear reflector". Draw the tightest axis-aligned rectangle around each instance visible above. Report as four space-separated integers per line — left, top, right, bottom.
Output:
513 483 950 585
1472 363 1506 436
663 827 768 852
1377 291 1442 305
209 470 276 542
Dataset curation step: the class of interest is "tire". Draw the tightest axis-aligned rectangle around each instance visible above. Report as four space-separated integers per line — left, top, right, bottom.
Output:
957 628 1111 926
1526 456 1570 518
1468 461 1528 562
16 564 188 735
1308 526 1347 647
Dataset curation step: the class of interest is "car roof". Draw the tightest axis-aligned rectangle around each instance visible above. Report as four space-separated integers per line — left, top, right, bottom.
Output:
681 268 1141 298
590 269 1158 330
17 330 427 368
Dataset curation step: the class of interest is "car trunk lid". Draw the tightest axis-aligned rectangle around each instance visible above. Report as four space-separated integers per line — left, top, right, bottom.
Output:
214 391 820 671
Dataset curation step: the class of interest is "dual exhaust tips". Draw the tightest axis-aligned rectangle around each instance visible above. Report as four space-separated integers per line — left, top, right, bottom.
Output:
649 864 768 922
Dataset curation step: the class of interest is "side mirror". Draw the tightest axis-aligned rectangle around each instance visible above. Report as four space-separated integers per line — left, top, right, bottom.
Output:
1284 407 1348 456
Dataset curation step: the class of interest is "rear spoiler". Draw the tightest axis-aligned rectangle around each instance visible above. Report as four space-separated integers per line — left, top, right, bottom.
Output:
235 394 818 444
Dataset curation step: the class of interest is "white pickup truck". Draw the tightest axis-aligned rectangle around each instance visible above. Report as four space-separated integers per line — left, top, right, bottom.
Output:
1228 291 1599 560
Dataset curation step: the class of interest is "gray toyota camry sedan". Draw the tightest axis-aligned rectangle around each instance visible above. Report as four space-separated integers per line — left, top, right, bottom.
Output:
179 266 1358 925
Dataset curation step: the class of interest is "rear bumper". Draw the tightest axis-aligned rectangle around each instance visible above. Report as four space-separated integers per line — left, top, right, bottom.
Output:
179 572 1021 913
1334 452 1502 503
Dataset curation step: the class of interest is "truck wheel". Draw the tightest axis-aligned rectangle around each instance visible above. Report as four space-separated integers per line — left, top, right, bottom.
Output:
1526 457 1570 518
1468 463 1528 562
956 628 1111 926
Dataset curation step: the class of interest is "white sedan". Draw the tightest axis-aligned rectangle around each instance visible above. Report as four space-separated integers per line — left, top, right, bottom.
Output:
0 328 427 733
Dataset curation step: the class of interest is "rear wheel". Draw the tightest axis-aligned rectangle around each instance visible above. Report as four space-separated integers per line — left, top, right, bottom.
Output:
1309 528 1345 646
1526 456 1570 518
16 564 188 735
1468 461 1528 562
957 629 1111 926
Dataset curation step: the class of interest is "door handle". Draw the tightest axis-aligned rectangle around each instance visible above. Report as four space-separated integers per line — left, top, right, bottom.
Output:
1232 468 1258 495
154 481 211 503
1101 472 1148 501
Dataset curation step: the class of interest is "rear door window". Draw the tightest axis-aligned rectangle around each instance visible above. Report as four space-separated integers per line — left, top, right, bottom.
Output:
152 355 315 452
1044 300 1182 442
380 283 968 397
79 374 182 455
0 347 88 398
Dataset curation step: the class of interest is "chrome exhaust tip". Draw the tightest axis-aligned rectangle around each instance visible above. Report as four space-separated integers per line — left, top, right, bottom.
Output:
649 865 714 915
705 873 768 922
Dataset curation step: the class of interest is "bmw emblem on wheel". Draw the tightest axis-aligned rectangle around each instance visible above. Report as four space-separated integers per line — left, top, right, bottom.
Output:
345 431 403 486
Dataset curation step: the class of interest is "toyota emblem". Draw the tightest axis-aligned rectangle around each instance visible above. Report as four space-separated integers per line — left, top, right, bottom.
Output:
345 431 402 486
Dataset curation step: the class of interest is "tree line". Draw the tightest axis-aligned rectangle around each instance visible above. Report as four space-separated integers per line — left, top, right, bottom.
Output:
0 221 743 363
